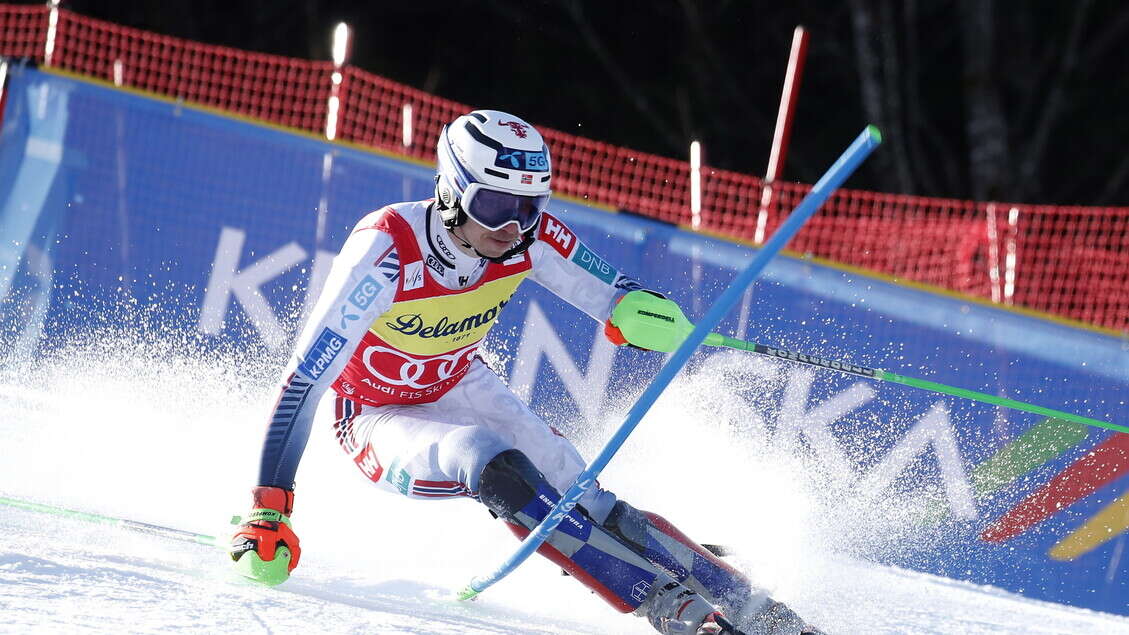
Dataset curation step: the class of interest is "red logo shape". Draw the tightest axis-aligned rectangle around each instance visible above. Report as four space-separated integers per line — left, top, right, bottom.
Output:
354 446 384 482
499 120 529 139
538 213 576 258
521 174 533 185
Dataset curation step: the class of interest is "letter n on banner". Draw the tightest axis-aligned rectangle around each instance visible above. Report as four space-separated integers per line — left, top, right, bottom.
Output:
510 300 615 426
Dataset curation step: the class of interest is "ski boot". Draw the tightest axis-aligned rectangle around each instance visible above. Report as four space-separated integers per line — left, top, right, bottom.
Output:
637 575 734 635
641 584 822 635
604 501 826 634
698 612 746 634
729 596 826 635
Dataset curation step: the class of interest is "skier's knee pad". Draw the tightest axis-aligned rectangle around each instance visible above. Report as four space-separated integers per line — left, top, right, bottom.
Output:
605 501 718 559
436 425 510 494
478 449 547 520
603 500 651 552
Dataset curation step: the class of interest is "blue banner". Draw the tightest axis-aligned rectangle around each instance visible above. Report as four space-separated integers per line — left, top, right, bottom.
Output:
1 67 1126 614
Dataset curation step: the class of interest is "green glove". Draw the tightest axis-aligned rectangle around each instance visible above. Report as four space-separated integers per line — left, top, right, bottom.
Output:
604 290 694 352
229 486 301 586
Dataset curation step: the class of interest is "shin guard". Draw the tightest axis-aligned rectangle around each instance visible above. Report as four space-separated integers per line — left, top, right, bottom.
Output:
479 450 676 614
604 501 759 614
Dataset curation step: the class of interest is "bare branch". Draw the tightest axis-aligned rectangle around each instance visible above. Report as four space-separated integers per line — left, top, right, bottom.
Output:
676 0 777 141
900 0 948 196
960 0 1009 200
1078 5 1129 68
562 0 683 152
1013 0 1094 200
848 0 898 193
1097 152 1129 206
879 0 915 193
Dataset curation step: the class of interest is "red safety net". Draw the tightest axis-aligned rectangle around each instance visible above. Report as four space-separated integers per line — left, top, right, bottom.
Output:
0 4 44 60
2 5 1127 332
1 7 330 130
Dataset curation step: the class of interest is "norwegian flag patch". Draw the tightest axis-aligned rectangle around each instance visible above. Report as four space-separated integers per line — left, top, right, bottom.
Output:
521 174 533 185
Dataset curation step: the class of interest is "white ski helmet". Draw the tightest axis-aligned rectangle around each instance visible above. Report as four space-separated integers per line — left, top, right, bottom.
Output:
435 110 552 257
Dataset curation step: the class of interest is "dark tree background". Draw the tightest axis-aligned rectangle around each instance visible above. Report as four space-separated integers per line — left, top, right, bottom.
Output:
35 0 1129 206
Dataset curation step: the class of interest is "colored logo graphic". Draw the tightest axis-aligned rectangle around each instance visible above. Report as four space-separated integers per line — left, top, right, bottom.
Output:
297 327 347 380
938 417 1129 560
498 120 529 138
348 274 383 310
539 214 576 258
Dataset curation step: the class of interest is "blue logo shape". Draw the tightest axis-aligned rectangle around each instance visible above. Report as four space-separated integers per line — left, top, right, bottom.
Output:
571 243 617 284
523 151 548 171
339 304 360 331
494 148 549 172
497 149 523 168
297 327 348 380
348 274 383 310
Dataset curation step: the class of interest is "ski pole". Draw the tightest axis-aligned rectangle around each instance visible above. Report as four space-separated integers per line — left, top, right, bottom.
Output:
703 334 1127 435
0 495 223 547
457 125 883 601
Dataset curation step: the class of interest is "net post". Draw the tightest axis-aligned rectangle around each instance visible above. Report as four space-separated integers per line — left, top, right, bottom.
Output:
325 22 352 141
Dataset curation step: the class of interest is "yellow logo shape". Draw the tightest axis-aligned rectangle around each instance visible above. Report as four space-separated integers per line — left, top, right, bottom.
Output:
372 273 529 355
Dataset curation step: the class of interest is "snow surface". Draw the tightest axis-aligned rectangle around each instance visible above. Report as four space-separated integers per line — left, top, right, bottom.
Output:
2 338 1128 634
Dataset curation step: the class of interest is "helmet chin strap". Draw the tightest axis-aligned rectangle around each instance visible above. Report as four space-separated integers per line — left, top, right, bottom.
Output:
451 225 537 264
489 229 537 263
450 225 476 251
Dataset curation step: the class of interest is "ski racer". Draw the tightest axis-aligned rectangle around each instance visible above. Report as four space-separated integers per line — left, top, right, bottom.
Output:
230 109 823 635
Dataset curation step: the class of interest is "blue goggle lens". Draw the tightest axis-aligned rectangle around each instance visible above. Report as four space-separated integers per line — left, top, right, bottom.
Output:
466 189 548 231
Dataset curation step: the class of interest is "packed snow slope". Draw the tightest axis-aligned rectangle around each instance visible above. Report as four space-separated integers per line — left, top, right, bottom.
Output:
2 339 1128 634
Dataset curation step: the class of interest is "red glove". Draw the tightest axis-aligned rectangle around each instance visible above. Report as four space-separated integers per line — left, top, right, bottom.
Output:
604 313 631 347
229 486 301 585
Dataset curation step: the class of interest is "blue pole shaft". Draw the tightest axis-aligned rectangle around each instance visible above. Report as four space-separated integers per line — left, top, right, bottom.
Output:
458 125 883 601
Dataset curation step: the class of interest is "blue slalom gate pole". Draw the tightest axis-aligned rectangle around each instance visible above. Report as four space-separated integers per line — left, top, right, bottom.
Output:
457 125 883 601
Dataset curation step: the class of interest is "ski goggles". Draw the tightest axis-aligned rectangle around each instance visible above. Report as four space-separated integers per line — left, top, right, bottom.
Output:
460 183 549 232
